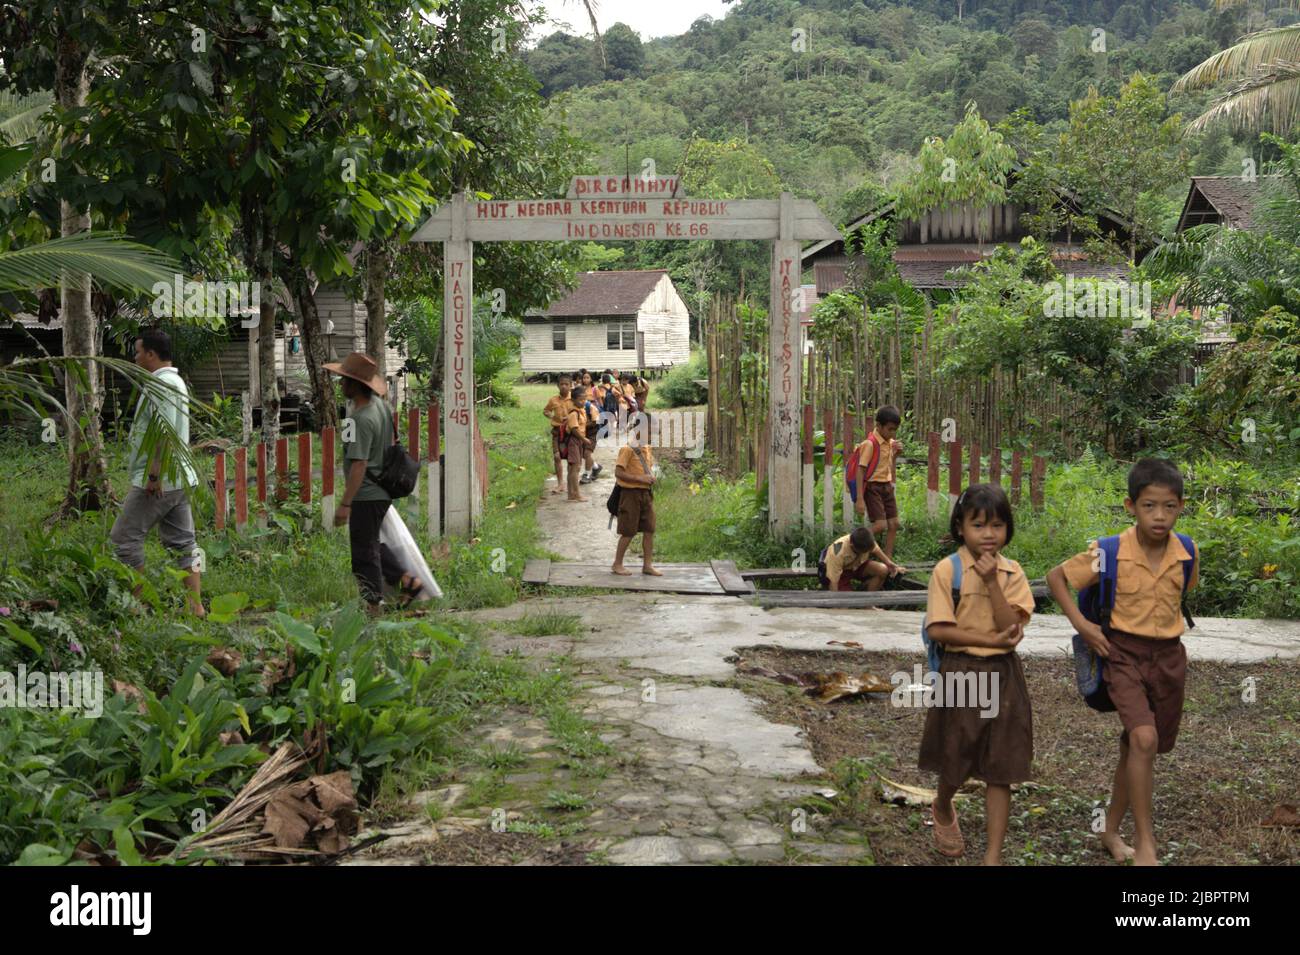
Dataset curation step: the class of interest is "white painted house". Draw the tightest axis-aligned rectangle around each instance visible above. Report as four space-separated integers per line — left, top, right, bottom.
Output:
521 270 690 375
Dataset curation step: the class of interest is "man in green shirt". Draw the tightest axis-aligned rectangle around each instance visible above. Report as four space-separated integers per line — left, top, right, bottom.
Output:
110 328 204 616
325 351 421 611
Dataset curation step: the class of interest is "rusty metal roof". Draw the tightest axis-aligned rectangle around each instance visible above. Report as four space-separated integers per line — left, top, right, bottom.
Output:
541 270 670 318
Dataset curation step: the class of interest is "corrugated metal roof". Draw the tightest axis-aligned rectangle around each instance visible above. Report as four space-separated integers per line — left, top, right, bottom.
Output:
542 270 669 318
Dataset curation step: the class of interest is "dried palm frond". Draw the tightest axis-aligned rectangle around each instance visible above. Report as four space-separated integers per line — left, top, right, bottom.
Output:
173 743 322 863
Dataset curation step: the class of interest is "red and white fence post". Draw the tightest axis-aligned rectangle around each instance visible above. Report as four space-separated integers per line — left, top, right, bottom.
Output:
841 412 855 526
822 409 834 533
948 439 962 511
427 401 441 542
926 431 941 518
802 404 814 529
234 446 248 532
321 426 336 531
214 451 227 531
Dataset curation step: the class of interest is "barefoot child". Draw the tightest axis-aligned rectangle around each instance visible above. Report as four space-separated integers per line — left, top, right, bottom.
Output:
919 483 1033 864
543 377 572 495
564 385 594 502
611 413 659 577
817 526 906 592
1046 458 1198 867
854 405 904 557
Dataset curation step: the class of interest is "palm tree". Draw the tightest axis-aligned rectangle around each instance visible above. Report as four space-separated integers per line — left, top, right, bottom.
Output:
1 230 195 509
1173 1 1300 136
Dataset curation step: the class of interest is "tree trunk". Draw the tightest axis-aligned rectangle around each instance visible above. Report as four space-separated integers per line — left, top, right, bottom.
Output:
242 191 278 444
56 28 111 513
364 239 389 378
288 267 337 433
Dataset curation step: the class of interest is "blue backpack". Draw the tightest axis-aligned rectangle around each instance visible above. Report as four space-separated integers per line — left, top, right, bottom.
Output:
920 552 963 675
1072 532 1196 711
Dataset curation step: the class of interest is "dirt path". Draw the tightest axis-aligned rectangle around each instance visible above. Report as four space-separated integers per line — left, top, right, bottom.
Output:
456 469 1300 864
535 440 619 555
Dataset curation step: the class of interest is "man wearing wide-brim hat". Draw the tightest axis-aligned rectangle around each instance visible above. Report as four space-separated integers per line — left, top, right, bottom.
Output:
323 352 422 611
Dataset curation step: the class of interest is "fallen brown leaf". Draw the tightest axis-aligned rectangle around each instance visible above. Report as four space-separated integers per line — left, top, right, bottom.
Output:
219 730 245 746
111 680 147 714
1263 804 1300 827
206 647 243 677
828 640 864 649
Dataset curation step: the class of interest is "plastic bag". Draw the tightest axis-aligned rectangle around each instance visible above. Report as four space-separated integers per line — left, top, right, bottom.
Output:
379 506 443 600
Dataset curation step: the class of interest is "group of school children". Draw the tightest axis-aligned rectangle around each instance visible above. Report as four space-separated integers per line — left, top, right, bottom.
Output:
543 369 660 577
820 406 1200 867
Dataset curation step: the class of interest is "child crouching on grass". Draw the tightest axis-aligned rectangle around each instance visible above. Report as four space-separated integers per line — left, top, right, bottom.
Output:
919 483 1034 864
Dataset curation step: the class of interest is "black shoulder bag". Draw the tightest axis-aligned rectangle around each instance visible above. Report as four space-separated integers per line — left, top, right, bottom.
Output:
375 399 419 499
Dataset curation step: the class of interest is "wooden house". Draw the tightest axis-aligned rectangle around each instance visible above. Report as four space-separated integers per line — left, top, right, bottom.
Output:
186 281 407 409
801 171 1140 296
521 269 690 375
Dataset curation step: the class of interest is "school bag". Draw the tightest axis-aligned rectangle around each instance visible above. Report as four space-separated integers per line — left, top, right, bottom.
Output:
844 431 883 502
920 552 963 674
1072 532 1196 712
601 387 620 415
374 400 419 499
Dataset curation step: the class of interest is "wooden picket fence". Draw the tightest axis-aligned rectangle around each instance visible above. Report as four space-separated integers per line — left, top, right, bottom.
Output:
210 402 488 540
806 407 1047 531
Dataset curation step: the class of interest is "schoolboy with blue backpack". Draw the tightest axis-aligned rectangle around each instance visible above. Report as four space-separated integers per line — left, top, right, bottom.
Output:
1046 458 1198 867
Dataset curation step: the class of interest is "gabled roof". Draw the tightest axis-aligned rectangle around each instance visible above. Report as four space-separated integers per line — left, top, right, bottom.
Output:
1176 175 1282 232
802 165 1142 267
536 270 670 318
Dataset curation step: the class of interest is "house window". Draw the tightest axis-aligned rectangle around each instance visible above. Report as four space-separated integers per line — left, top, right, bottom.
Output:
608 320 635 350
552 322 566 351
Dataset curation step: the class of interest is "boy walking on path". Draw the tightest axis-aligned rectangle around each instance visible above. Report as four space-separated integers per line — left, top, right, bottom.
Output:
110 328 204 617
854 405 903 556
543 376 572 495
1046 458 1199 867
817 526 906 591
611 414 660 577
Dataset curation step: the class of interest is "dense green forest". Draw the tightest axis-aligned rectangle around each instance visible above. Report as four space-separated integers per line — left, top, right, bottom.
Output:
527 0 1293 225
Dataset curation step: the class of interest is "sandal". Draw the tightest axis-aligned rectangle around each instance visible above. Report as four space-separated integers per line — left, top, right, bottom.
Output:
397 573 425 607
931 800 965 857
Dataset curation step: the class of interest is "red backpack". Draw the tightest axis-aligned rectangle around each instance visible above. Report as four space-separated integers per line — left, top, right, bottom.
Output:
844 431 883 498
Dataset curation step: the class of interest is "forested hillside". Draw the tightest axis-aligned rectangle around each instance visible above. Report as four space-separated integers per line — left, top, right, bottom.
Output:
526 0 1292 225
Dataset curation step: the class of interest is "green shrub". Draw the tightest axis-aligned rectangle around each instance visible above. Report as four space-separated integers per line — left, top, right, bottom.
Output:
651 350 708 408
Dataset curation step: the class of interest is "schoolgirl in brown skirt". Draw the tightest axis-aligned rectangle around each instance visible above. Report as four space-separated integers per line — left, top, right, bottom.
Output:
918 484 1036 865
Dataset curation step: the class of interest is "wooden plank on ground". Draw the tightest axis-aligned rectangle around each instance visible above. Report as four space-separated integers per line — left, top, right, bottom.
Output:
538 561 726 596
739 567 819 581
751 583 1050 610
522 558 552 585
711 560 757 595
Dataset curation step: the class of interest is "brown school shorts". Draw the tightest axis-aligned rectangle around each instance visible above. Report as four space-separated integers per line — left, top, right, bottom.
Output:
865 481 897 522
616 486 655 537
918 650 1033 787
565 433 584 466
1104 628 1187 754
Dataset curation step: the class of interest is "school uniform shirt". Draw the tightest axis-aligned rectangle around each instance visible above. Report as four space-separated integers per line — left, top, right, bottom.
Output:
1059 526 1198 638
927 548 1035 657
564 405 588 438
544 395 570 428
615 444 655 489
822 532 876 589
857 428 896 484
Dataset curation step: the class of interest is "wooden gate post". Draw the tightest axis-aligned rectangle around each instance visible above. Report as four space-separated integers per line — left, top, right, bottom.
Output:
443 191 477 537
801 404 814 528
768 192 803 534
822 408 834 534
